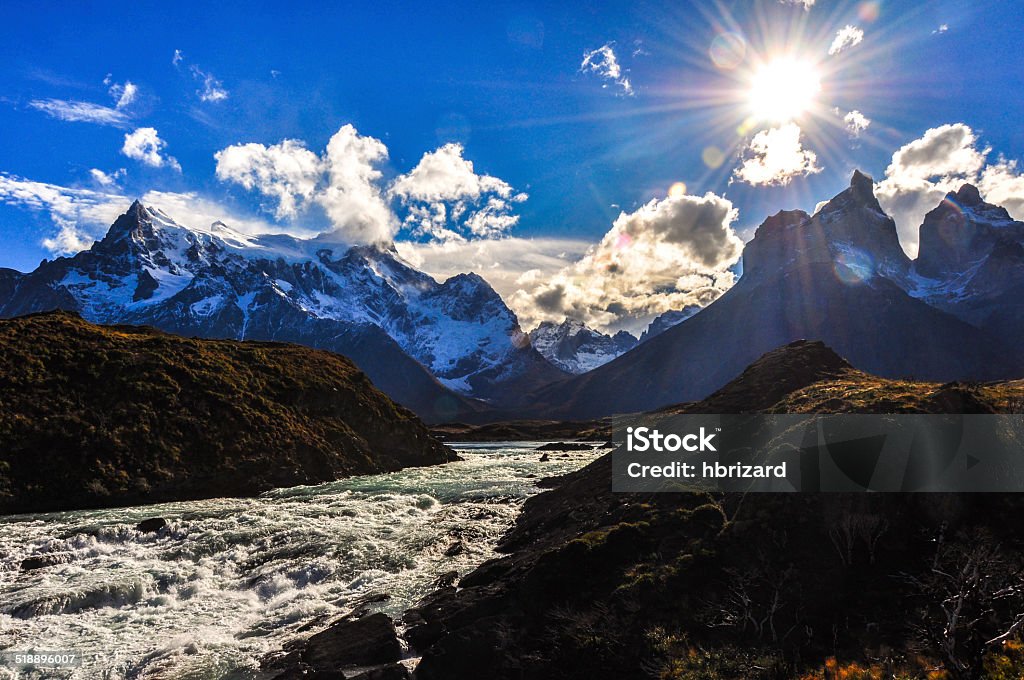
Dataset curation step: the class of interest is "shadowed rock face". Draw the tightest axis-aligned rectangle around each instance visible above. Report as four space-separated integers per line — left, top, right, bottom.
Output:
515 172 1024 420
910 184 1024 344
916 184 1024 278
0 310 456 514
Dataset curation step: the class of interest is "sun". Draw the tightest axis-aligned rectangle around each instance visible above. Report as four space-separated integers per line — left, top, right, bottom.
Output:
748 56 822 122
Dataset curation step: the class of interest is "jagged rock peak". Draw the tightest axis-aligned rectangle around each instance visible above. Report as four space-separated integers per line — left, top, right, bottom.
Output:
755 209 810 238
849 168 874 194
953 183 983 207
95 200 160 253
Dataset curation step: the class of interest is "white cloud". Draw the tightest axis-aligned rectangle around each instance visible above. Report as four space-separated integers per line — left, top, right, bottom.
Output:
173 50 228 102
979 159 1024 219
396 236 592 305
215 126 525 245
875 123 1024 256
934 24 949 34
734 123 822 186
28 99 129 126
215 124 396 243
779 0 815 9
507 192 743 333
107 79 137 109
121 127 181 171
829 25 864 55
390 143 526 241
191 65 228 102
0 174 126 255
29 74 138 127
318 124 396 243
580 43 634 96
843 110 871 137
214 139 321 219
89 168 126 187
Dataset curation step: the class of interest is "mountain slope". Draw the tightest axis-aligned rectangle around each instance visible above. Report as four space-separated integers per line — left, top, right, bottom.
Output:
410 342 1024 680
0 311 457 514
529 319 637 374
0 202 563 419
521 172 1024 419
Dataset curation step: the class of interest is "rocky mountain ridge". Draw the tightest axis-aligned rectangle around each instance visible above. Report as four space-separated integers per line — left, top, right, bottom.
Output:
0 202 565 420
517 172 1024 419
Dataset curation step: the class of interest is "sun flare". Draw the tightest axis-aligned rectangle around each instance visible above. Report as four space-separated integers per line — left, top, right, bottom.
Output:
748 56 822 122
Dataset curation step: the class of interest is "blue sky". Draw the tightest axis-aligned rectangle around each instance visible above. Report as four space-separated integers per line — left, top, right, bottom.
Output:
1 0 1022 332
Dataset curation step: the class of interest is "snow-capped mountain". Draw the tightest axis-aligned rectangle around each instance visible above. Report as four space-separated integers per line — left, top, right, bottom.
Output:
522 171 1024 419
529 318 637 374
0 202 564 419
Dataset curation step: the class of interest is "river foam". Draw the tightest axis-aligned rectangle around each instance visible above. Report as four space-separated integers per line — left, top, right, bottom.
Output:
0 443 601 679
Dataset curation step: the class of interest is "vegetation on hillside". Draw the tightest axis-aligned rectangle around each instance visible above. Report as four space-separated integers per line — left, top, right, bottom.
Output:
0 311 454 513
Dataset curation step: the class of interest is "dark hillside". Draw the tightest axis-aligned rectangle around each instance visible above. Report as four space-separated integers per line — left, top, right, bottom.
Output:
0 311 455 514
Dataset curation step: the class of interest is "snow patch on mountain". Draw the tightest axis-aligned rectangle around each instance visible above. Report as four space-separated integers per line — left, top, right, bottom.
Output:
529 318 637 374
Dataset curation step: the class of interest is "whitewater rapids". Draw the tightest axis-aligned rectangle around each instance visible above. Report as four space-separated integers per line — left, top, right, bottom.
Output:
0 443 601 679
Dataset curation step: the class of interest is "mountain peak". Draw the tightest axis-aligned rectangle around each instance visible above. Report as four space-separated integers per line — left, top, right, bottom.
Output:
529 318 637 374
756 209 811 239
845 169 883 209
94 200 159 255
850 168 874 190
917 184 1024 278
954 183 983 206
123 199 150 222
741 172 909 283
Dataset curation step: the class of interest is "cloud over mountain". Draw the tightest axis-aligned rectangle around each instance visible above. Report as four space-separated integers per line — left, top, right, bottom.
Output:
215 125 525 244
509 191 742 333
391 143 527 241
875 123 1024 256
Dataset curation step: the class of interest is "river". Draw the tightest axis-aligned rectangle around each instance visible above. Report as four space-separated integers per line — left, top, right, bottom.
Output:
0 443 602 679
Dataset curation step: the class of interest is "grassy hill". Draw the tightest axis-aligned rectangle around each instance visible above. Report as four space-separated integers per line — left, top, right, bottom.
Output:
0 311 455 514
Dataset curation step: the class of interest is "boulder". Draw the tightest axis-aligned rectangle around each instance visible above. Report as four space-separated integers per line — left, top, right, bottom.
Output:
136 518 167 533
302 613 401 671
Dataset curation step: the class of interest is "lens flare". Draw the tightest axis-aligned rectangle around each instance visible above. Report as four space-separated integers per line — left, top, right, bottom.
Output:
709 32 747 70
858 1 880 22
669 181 688 198
702 146 726 169
833 246 875 285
